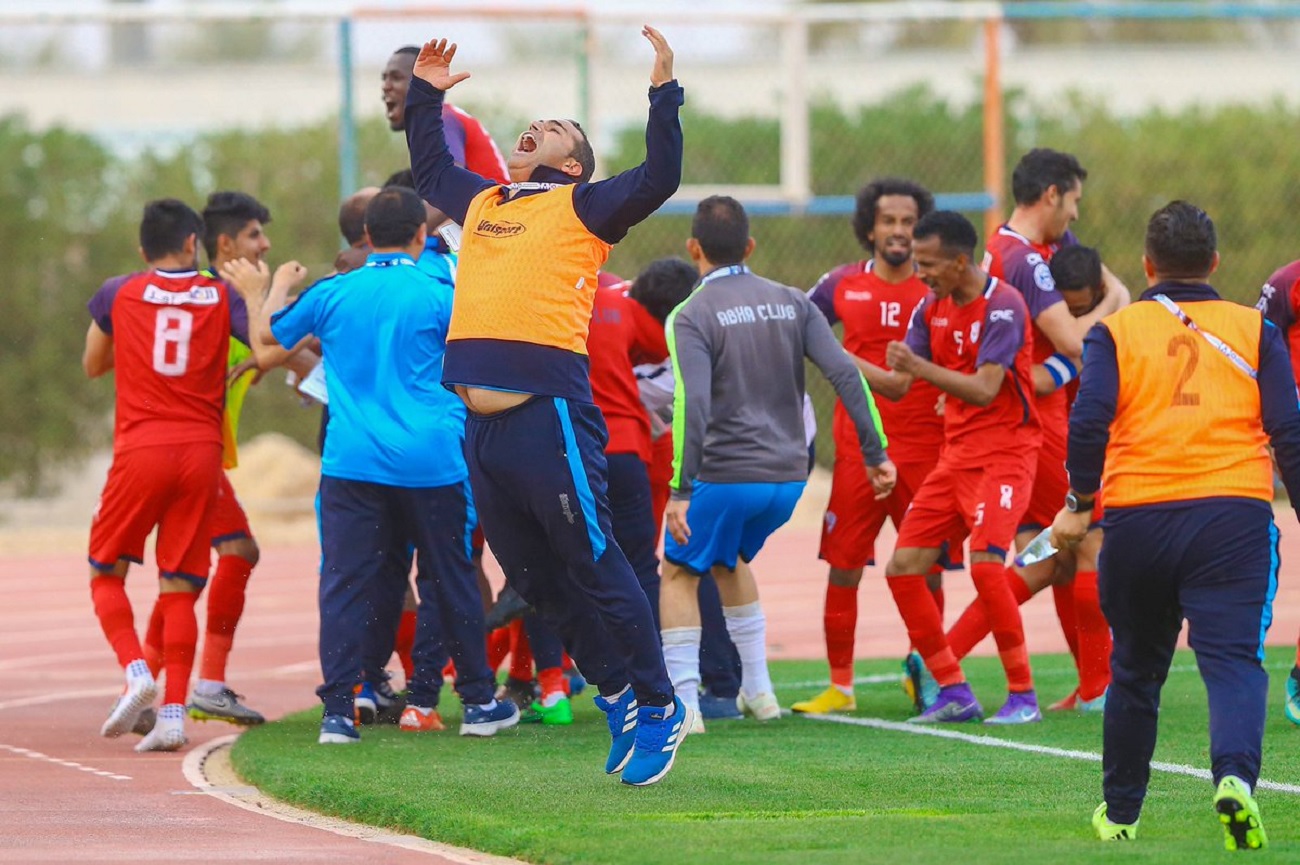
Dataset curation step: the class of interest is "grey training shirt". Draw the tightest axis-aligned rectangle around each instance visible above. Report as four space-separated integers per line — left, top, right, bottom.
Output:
667 265 888 501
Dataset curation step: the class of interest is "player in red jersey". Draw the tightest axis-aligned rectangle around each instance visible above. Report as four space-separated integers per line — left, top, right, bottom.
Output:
951 148 1126 710
878 210 1042 724
84 199 250 752
383 46 509 183
1254 257 1300 724
788 178 947 715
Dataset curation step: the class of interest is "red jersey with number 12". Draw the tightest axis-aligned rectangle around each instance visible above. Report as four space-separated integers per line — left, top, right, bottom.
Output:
89 270 235 454
808 261 943 463
904 277 1041 461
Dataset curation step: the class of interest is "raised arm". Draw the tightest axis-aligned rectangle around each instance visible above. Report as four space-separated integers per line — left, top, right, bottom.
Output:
572 26 683 244
221 259 312 369
406 39 496 224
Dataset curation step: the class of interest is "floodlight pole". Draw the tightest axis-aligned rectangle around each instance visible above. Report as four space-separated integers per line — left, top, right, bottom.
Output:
338 15 358 213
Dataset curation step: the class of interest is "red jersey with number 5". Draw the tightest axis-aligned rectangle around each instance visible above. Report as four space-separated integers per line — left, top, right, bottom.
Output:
903 277 1041 461
807 261 943 463
88 269 247 454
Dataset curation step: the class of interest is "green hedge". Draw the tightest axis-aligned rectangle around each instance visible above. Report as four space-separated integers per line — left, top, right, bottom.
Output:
5 86 1298 489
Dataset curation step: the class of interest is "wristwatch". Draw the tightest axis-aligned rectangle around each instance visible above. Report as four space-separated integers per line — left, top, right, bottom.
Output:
1064 491 1095 513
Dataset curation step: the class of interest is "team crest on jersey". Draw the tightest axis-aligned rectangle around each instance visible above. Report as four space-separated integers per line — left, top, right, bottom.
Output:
1032 262 1056 292
142 285 220 306
473 219 526 238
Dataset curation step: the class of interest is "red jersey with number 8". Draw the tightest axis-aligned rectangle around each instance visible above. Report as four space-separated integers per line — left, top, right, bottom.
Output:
89 269 236 454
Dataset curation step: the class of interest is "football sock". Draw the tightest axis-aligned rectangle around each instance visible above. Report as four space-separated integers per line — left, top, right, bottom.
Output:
929 583 946 619
1073 570 1111 700
661 627 702 711
194 679 225 697
158 591 199 706
394 609 417 680
824 584 858 690
946 568 1034 660
508 621 533 682
91 575 143 669
486 626 512 672
538 666 566 700
971 561 1032 692
1052 581 1082 669
199 554 252 684
887 574 963 687
723 602 774 699
142 598 164 678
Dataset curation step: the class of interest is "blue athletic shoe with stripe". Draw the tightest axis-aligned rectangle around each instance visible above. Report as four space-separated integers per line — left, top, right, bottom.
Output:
318 713 360 744
1285 667 1300 726
621 696 692 787
594 688 638 774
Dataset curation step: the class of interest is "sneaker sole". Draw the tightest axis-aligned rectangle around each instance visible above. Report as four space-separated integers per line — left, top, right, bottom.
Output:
622 705 694 787
187 707 265 726
101 681 159 738
984 712 1043 725
459 711 521 737
1216 797 1267 850
908 704 983 724
318 732 361 744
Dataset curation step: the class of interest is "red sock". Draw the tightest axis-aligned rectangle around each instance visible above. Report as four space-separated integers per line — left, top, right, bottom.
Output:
538 666 565 699
487 626 512 672
1052 582 1081 671
947 568 1033 660
970 562 1032 692
1073 570 1111 700
158 592 199 705
886 574 962 687
509 621 534 682
199 554 253 683
91 575 142 669
394 610 417 680
143 598 165 678
929 584 946 619
824 584 858 689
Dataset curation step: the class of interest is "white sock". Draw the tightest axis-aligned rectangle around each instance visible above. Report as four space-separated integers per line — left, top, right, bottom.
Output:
661 627 702 712
604 684 630 703
723 603 773 699
158 703 185 723
834 683 854 697
194 679 225 697
125 659 152 684
541 692 565 708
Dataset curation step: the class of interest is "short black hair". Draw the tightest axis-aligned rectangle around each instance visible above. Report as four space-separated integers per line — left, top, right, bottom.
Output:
566 120 595 184
1145 200 1217 280
1011 148 1088 206
629 257 699 323
338 191 372 246
140 198 204 262
851 178 934 249
384 168 415 189
364 186 426 248
202 191 271 260
691 196 750 265
912 210 978 260
1049 245 1103 293
393 45 419 58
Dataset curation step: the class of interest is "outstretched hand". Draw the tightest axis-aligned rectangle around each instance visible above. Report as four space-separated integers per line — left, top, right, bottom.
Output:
642 25 674 87
220 258 270 300
414 38 471 91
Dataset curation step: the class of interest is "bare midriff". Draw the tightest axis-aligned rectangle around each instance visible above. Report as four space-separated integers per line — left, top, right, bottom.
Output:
455 385 533 416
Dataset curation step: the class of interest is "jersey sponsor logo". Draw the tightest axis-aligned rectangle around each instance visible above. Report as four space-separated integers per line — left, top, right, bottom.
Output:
141 284 221 307
473 219 526 238
988 309 1016 324
559 493 576 524
1032 262 1056 292
843 290 873 301
930 317 949 327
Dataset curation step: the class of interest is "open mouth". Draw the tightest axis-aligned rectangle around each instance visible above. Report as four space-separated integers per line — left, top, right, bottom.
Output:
515 132 538 154
384 99 399 120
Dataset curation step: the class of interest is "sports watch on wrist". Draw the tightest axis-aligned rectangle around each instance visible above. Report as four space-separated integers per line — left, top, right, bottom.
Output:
1064 491 1095 513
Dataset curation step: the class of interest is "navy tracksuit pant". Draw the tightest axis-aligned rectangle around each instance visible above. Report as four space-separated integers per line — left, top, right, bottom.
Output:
317 477 494 716
464 396 673 707
1098 500 1278 823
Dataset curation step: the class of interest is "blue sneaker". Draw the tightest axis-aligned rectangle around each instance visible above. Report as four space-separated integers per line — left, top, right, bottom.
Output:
354 682 377 726
566 666 587 697
903 651 940 713
908 682 983 724
984 690 1042 725
1078 690 1107 714
1285 667 1300 726
594 687 638 774
699 692 743 720
319 713 360 744
621 696 692 787
459 699 520 737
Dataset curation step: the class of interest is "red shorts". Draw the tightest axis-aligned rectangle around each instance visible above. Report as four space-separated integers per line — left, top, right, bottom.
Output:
895 450 1036 558
209 470 252 544
820 451 939 570
89 443 222 585
648 433 674 538
1020 421 1068 532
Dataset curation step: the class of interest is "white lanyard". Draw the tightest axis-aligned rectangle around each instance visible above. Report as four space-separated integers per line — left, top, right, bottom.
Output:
1153 293 1257 380
695 264 750 290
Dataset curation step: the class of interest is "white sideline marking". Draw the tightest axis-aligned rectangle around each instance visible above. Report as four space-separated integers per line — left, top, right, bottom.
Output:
0 687 121 711
183 736 530 864
802 713 1300 795
0 743 131 781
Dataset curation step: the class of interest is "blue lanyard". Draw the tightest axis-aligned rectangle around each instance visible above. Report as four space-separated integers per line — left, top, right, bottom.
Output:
695 264 749 290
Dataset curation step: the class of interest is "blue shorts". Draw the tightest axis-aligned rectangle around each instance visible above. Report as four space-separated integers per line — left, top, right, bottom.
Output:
665 480 805 575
